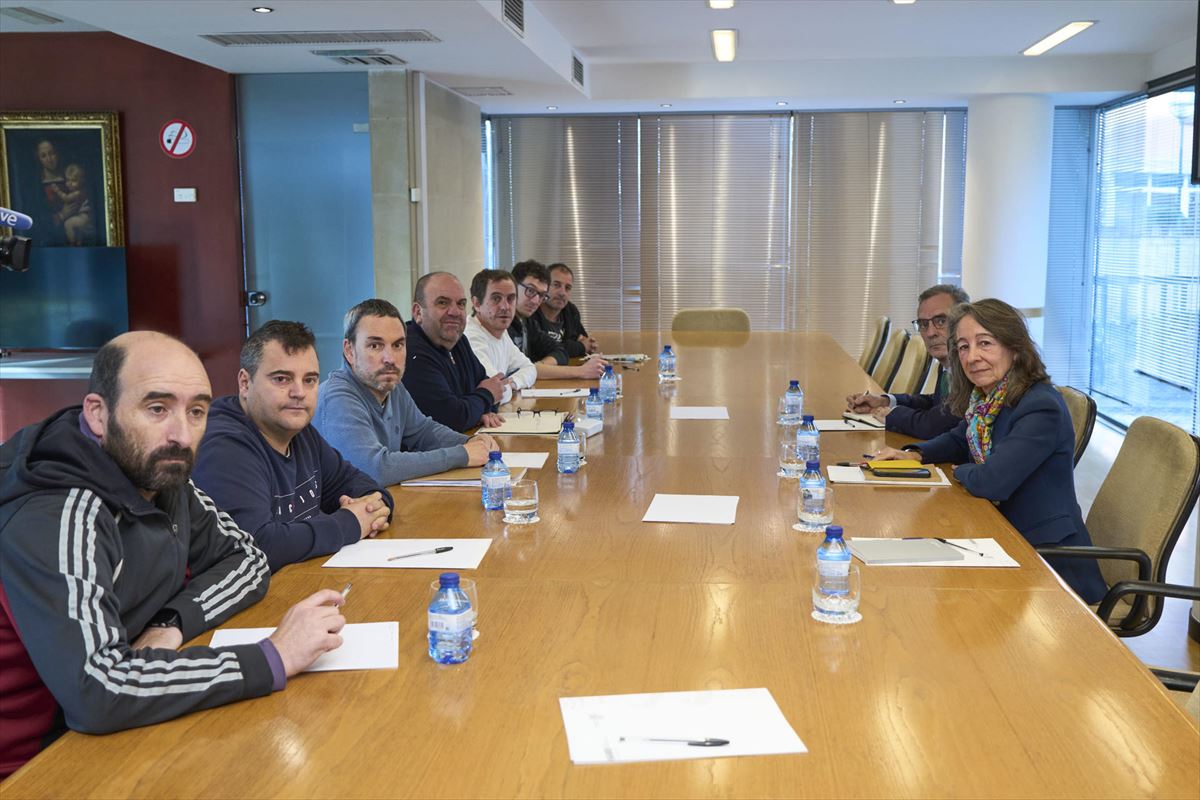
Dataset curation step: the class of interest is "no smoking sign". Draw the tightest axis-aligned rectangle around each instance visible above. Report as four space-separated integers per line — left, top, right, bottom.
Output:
160 119 196 159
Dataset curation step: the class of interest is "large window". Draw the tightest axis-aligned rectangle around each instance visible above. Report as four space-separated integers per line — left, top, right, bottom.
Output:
1090 89 1198 434
489 110 966 355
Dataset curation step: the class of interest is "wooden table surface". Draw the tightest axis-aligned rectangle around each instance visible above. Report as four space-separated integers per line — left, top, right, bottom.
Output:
6 332 1198 799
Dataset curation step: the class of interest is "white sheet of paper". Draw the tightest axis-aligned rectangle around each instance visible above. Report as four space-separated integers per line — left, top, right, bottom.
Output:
521 388 590 398
210 622 398 672
559 688 806 765
827 465 951 487
499 451 549 469
642 494 739 525
322 539 492 569
814 419 883 432
669 406 730 420
848 537 1018 568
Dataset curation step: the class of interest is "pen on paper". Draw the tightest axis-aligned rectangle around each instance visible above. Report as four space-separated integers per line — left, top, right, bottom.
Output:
904 537 987 557
618 736 730 747
387 546 454 562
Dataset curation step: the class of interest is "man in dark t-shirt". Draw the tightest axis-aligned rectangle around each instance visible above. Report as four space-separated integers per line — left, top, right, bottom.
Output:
530 262 599 358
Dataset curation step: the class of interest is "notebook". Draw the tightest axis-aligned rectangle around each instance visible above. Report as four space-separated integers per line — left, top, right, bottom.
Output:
847 538 964 564
400 466 527 488
487 411 567 435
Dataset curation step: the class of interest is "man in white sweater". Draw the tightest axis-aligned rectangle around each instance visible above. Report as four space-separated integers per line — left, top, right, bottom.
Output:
464 270 537 405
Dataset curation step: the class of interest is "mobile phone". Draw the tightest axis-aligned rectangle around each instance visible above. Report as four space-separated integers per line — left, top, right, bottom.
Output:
870 467 931 479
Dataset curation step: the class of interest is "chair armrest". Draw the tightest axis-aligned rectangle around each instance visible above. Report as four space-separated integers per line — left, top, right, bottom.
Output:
1151 667 1200 694
1096 579 1200 624
1035 545 1152 582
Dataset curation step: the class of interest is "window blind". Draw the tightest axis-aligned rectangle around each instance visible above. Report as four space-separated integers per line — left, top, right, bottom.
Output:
1043 107 1096 390
791 111 966 356
1090 89 1198 434
639 114 791 330
491 116 640 330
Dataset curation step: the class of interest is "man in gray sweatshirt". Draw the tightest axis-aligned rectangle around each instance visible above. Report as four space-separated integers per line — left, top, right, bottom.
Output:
315 299 497 486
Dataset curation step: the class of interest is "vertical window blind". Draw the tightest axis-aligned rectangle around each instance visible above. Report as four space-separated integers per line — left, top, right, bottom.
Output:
488 110 967 349
1043 107 1096 391
1089 89 1198 434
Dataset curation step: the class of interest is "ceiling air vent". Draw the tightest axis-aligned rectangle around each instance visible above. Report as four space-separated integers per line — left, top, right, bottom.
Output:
572 55 584 88
313 49 406 66
502 0 524 36
452 87 514 97
0 6 63 24
202 30 440 47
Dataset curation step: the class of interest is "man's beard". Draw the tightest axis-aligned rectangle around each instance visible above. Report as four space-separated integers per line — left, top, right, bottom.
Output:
104 417 195 494
357 365 400 394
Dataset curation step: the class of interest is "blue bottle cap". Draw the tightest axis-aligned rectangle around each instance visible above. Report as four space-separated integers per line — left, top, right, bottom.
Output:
806 461 820 471
824 526 843 540
438 572 460 588
589 388 599 396
664 345 672 352
489 450 502 460
563 421 575 430
604 364 614 373
789 380 799 387
802 414 815 423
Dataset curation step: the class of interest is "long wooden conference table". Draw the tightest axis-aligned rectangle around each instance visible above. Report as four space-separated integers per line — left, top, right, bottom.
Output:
5 332 1198 798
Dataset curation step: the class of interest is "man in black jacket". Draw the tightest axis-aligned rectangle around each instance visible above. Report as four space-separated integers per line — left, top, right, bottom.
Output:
0 331 347 778
846 284 970 439
531 262 599 357
401 271 505 432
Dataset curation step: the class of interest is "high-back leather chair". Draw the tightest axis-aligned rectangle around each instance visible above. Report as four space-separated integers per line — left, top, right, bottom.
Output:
869 329 909 391
857 316 890 374
671 308 751 332
887 334 931 394
1055 385 1097 467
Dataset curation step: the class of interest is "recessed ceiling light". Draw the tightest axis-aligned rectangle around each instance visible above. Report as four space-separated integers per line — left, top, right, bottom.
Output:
660 103 673 108
893 99 907 104
252 6 273 12
776 101 788 107
891 0 917 5
711 29 737 62
1023 21 1094 56
708 0 736 8
546 105 558 110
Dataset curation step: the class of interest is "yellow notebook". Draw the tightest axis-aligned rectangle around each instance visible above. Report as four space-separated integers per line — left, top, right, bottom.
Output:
866 460 924 470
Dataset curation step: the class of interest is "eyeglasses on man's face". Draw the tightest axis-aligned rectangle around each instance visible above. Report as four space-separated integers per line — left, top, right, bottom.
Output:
519 282 550 302
911 315 949 333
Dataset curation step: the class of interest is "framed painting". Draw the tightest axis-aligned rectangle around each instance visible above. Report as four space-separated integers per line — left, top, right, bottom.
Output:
0 111 124 247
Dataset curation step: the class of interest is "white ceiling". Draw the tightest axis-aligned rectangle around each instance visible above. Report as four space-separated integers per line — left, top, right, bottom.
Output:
0 0 1194 112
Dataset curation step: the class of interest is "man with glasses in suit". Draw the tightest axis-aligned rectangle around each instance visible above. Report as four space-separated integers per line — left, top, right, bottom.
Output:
846 284 970 439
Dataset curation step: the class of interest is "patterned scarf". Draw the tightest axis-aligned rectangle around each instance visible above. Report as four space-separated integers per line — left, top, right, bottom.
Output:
965 374 1009 464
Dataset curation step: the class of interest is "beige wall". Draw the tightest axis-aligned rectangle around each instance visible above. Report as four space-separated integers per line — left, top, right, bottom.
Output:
420 76 485 291
368 71 415 311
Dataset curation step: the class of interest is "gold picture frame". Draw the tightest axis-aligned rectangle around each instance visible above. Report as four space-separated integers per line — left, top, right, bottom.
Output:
0 111 124 247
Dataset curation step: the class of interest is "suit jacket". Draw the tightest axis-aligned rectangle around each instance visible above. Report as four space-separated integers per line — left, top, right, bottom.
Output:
886 364 961 439
916 381 1107 602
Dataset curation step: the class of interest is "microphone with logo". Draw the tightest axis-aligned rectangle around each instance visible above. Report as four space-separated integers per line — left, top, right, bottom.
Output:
0 206 34 272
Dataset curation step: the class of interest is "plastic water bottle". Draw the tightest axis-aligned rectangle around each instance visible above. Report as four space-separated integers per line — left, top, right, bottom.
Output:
780 380 804 424
480 451 509 510
658 345 677 381
585 388 603 420
816 525 852 598
557 420 581 473
427 572 473 664
798 461 829 530
796 415 820 465
599 365 618 403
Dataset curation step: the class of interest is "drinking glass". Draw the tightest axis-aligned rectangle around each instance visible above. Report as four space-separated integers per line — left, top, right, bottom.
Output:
794 484 835 532
777 441 803 478
614 371 624 398
811 564 861 624
503 479 540 524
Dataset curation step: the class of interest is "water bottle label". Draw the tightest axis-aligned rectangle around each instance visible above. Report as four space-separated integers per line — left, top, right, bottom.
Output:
428 609 475 633
484 474 508 489
817 560 851 578
806 488 825 502
559 442 580 456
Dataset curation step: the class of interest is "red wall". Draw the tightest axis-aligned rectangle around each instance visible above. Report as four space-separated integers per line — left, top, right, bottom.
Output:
0 32 244 438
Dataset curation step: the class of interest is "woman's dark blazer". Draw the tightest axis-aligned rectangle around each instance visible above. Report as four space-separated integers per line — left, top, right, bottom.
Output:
916 381 1107 602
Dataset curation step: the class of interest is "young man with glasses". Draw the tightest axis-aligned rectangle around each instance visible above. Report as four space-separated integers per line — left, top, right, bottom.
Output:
846 284 970 438
509 263 609 383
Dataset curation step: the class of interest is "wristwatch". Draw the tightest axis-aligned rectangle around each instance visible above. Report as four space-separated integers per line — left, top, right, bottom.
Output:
146 608 182 630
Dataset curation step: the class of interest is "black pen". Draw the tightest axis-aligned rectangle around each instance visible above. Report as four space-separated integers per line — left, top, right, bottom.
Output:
387 546 454 561
618 736 730 747
903 537 987 557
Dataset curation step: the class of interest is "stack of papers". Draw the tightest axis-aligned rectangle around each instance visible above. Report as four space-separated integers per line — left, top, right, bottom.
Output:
211 622 399 672
642 494 739 525
559 688 806 764
827 465 950 487
322 538 493 569
669 406 730 420
848 537 1018 568
815 417 884 432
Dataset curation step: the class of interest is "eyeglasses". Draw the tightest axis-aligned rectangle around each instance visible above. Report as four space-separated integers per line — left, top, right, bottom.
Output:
518 282 550 302
911 315 949 332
